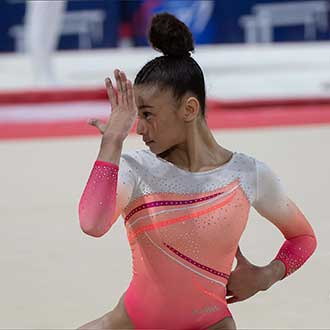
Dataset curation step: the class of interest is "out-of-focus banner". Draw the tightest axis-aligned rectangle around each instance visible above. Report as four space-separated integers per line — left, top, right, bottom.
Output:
1 0 329 52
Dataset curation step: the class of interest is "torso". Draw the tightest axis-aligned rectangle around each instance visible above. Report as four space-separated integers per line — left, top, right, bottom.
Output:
110 149 257 329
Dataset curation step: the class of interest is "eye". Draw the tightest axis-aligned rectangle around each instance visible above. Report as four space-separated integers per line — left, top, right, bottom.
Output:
143 112 152 119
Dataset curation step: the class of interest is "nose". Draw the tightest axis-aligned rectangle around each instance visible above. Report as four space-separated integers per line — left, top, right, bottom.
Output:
136 118 146 136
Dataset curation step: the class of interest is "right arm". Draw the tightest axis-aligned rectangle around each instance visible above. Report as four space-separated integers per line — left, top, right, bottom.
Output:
78 70 137 237
78 137 128 237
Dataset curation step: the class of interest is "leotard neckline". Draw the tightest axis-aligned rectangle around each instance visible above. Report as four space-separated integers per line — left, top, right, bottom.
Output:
145 150 237 176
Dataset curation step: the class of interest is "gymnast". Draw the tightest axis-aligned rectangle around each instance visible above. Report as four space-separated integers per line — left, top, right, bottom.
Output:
78 13 317 329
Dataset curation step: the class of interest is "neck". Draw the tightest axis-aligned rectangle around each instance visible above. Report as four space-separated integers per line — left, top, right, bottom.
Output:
159 119 232 172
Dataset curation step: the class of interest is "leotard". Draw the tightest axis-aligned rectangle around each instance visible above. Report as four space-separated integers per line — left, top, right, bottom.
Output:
79 150 317 329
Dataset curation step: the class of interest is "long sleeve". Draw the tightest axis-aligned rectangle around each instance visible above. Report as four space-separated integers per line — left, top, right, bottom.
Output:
78 155 136 237
252 160 317 278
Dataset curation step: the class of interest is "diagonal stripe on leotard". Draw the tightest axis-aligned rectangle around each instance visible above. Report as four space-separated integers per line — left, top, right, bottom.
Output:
128 184 240 227
124 181 239 224
144 232 227 288
163 242 230 280
127 190 237 241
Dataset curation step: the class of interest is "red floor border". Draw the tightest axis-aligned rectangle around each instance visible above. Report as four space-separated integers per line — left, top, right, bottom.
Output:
1 88 330 140
1 87 330 108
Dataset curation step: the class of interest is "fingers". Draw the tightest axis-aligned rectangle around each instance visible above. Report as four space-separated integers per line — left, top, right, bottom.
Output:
114 69 133 107
119 71 128 106
226 296 241 304
114 69 124 105
126 79 134 110
105 77 117 110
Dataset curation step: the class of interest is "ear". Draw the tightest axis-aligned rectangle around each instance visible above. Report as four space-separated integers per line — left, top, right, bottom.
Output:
183 96 200 122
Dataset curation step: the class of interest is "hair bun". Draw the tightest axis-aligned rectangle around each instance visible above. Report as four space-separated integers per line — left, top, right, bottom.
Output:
148 13 194 57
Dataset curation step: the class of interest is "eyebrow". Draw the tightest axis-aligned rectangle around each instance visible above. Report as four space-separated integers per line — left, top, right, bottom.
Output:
138 105 154 110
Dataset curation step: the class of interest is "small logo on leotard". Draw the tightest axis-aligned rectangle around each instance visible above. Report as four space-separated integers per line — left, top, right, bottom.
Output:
192 305 219 314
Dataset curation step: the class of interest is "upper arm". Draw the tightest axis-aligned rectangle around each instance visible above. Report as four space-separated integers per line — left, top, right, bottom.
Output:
252 160 315 239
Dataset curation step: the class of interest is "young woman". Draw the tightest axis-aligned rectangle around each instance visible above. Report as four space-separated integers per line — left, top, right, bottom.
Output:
78 13 317 330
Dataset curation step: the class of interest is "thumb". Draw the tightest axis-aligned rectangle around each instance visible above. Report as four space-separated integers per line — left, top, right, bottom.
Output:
88 118 105 134
235 246 247 263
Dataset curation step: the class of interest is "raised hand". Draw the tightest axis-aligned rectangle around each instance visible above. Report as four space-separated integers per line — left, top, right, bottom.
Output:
89 69 137 142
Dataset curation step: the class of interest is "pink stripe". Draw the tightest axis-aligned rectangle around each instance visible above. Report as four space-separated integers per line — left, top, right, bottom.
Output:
125 190 226 223
128 193 236 241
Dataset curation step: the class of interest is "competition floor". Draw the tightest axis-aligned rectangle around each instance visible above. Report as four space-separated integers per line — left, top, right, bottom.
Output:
1 44 330 329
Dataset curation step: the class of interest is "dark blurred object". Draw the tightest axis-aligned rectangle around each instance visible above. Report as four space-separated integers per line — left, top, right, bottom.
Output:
239 1 329 43
0 0 329 53
121 0 220 46
1 0 120 52
119 0 330 46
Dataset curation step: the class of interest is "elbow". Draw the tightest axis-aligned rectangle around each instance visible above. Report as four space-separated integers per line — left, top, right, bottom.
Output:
300 233 318 254
297 233 318 258
305 223 317 255
79 213 108 238
78 203 114 237
310 233 318 254
78 204 107 237
80 222 106 238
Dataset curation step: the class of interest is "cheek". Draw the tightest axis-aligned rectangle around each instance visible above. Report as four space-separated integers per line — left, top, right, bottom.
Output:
168 120 184 136
160 114 182 132
156 120 179 138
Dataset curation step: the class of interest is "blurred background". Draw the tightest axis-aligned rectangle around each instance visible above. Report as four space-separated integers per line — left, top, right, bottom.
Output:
0 0 329 329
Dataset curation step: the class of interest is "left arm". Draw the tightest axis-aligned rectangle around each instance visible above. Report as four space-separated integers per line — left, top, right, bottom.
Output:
253 159 317 279
226 160 317 303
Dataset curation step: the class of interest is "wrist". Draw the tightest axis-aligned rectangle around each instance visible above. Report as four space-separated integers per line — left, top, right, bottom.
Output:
101 133 125 146
261 260 286 290
97 134 124 164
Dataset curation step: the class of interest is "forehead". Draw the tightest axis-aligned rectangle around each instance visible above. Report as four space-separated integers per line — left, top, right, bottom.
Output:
134 84 175 106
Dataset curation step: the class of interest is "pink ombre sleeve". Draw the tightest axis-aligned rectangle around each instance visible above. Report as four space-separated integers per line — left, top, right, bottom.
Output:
78 156 136 237
252 160 317 278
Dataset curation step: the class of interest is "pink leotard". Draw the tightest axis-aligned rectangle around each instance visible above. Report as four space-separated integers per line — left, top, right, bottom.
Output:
79 150 317 329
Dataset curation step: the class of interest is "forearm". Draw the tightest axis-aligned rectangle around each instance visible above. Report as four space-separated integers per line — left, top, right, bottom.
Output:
79 161 119 237
262 234 317 289
79 135 124 237
274 234 317 278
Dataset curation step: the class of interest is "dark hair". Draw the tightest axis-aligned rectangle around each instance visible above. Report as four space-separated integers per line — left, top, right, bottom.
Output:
134 13 206 118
